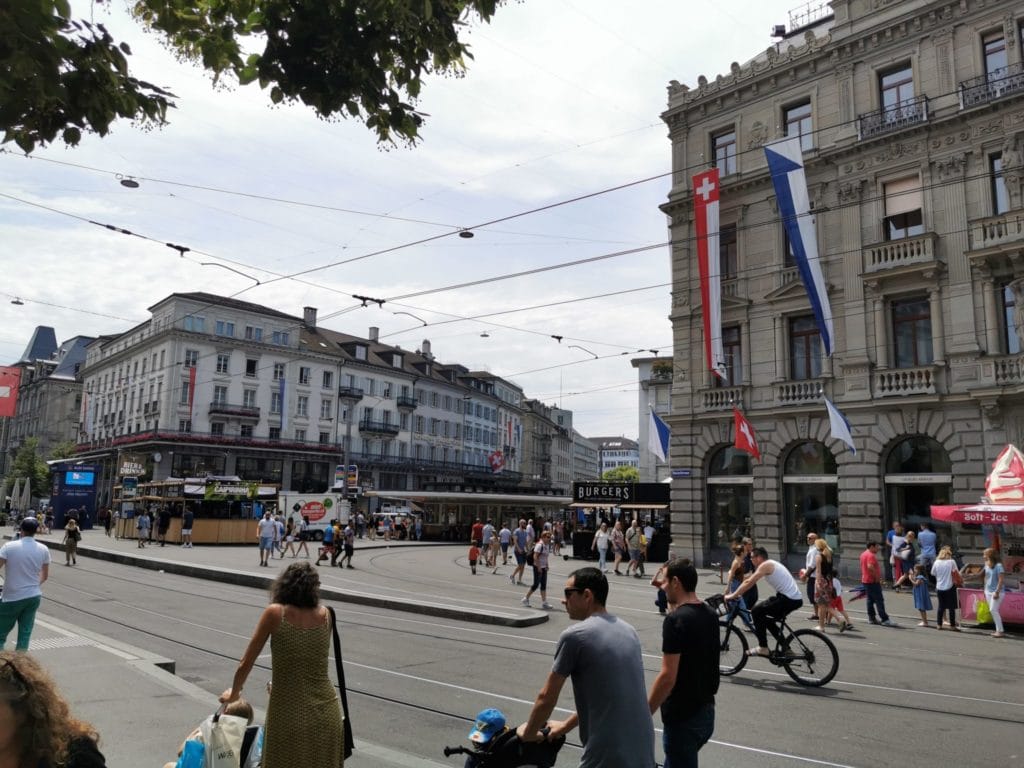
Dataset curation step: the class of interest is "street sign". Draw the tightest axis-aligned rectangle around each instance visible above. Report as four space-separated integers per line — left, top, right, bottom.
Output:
671 469 692 478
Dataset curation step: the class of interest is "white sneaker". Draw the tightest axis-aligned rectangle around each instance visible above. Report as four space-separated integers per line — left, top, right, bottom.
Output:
541 602 554 610
521 597 530 606
508 574 515 584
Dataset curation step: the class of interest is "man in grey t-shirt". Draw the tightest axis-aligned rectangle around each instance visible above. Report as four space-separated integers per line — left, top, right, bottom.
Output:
517 567 655 768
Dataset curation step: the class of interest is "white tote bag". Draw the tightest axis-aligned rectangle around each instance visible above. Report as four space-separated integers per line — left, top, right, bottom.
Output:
199 711 249 768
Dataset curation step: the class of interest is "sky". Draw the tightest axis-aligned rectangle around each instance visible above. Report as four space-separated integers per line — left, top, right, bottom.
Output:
1 0 803 438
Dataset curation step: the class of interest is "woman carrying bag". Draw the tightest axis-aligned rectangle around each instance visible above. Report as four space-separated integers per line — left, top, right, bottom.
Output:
221 562 353 767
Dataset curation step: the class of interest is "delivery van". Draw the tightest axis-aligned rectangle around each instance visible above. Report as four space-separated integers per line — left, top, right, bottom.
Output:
277 492 351 540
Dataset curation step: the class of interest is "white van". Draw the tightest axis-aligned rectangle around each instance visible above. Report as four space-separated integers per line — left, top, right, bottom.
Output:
277 493 351 540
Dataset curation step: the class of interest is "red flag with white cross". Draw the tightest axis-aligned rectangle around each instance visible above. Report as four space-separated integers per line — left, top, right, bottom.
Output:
733 408 761 462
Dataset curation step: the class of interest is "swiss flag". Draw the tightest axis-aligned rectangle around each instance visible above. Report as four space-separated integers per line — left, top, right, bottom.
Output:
733 409 761 462
488 451 505 472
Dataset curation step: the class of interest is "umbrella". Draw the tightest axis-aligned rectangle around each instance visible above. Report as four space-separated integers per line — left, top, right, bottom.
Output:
8 478 20 511
930 504 1024 526
19 478 32 513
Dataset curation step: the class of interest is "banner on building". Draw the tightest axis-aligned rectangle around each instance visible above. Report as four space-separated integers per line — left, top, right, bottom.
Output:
693 168 728 380
0 366 21 418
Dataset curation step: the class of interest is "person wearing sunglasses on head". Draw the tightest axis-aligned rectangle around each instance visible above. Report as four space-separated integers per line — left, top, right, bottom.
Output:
0 517 51 651
0 651 106 766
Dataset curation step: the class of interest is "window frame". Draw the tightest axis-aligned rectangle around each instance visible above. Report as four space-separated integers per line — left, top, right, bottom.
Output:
891 296 933 368
712 128 737 175
719 223 738 280
788 316 822 381
783 101 813 152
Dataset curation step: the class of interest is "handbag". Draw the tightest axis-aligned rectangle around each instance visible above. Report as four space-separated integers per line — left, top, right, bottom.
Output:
951 568 963 588
327 606 355 760
198 708 249 768
976 599 992 625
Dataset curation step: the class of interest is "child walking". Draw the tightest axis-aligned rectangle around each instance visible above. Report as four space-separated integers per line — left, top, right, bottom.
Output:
911 563 933 626
468 540 480 575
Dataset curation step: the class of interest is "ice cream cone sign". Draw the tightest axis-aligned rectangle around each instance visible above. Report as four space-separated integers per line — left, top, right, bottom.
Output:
984 444 1024 503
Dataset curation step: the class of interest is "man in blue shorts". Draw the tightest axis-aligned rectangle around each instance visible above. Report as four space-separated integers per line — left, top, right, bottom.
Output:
509 519 531 586
256 511 277 567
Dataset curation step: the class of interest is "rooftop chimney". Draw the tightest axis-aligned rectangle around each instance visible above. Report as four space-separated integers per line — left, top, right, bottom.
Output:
303 306 317 329
421 339 432 359
369 326 379 342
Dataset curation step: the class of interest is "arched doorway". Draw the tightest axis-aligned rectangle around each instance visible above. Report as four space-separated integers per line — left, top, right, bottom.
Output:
706 446 752 562
782 441 839 556
884 436 953 544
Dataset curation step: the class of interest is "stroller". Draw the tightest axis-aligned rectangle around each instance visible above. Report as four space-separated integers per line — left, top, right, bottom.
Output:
444 708 564 768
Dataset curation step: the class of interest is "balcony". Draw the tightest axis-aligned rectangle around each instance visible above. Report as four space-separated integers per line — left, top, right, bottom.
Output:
337 385 365 400
865 232 939 273
701 386 744 410
776 379 824 405
992 355 1024 386
358 419 400 436
959 62 1024 110
208 402 261 420
969 210 1024 252
396 395 417 409
858 95 929 140
874 366 936 397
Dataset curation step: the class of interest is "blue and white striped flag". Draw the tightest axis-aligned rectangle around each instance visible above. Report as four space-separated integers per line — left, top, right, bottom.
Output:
765 136 834 356
824 397 855 455
649 407 670 463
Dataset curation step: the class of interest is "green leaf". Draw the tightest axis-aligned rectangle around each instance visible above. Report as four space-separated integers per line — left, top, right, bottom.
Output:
270 86 283 104
62 126 82 145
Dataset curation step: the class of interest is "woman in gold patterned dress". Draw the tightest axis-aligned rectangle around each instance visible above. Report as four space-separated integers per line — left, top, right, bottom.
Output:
221 562 344 767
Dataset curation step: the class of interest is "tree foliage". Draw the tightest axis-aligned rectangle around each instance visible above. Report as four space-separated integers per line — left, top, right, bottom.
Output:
10 438 52 499
602 465 639 483
1 0 503 153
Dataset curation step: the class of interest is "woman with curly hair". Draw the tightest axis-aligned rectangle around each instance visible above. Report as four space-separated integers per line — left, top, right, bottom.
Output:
221 561 344 767
0 651 106 767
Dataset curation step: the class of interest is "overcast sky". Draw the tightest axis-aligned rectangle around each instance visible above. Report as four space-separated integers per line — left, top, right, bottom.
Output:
1 0 803 438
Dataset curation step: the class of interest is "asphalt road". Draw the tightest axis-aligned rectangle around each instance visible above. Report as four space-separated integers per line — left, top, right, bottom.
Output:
38 548 1023 768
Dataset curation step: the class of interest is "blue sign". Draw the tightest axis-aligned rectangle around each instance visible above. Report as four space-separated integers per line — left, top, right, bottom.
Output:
671 469 692 478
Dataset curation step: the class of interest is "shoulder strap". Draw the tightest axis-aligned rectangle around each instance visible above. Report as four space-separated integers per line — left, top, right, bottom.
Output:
327 606 354 758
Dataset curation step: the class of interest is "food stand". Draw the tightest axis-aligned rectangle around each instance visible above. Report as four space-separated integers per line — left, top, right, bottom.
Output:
931 444 1024 626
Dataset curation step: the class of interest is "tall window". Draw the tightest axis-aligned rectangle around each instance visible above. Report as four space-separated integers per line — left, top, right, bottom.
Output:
719 223 738 279
296 395 308 417
298 366 311 385
880 64 914 112
245 325 263 341
243 388 257 408
1003 285 1021 354
216 353 230 374
295 429 306 442
883 177 924 240
213 385 228 405
215 320 235 337
789 316 822 380
712 129 737 175
783 442 839 554
984 32 1008 79
273 363 285 380
183 316 205 333
269 426 281 440
270 392 281 414
992 154 1010 215
245 359 258 377
272 330 290 346
178 419 192 432
211 422 225 435
721 326 742 386
240 425 253 438
892 297 933 368
322 370 333 389
784 101 813 151
184 349 198 368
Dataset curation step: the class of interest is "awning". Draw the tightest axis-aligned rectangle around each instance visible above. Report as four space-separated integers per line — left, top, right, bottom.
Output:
364 490 571 506
930 504 1024 525
569 502 668 510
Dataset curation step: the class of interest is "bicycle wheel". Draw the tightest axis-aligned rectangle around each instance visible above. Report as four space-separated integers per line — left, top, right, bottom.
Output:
719 620 748 676
781 628 839 687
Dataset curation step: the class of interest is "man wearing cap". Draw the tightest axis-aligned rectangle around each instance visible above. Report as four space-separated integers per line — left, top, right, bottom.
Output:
0 518 51 650
468 708 507 747
517 566 655 768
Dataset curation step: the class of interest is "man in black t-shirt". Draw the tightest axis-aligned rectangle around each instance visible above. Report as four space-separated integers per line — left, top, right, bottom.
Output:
648 558 720 767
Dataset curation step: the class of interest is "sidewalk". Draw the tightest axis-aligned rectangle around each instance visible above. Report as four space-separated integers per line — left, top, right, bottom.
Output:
29 529 550 628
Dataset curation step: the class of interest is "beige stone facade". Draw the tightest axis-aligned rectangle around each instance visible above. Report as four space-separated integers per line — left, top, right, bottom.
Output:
662 0 1024 571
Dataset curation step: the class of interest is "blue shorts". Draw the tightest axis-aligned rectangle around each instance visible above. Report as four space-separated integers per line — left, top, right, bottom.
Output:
259 536 274 551
515 551 526 565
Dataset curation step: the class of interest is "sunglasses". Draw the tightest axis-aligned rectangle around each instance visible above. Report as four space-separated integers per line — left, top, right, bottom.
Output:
563 588 585 599
0 659 29 700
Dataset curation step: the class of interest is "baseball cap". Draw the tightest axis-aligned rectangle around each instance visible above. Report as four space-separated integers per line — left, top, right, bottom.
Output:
20 517 39 534
468 708 506 744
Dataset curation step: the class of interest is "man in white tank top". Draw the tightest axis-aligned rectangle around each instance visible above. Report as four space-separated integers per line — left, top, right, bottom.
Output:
724 546 803 657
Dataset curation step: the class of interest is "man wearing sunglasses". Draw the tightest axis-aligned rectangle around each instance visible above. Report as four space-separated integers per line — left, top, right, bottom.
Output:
517 567 655 768
0 517 51 651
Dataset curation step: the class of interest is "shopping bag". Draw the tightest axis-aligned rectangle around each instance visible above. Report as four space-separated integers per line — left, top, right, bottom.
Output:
976 599 992 625
175 739 205 768
199 710 249 768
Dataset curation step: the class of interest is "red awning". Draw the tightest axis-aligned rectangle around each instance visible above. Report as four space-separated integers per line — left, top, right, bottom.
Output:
930 504 1024 525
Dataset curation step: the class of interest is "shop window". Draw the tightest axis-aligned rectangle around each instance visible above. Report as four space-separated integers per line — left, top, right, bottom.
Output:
783 442 839 555
706 446 753 560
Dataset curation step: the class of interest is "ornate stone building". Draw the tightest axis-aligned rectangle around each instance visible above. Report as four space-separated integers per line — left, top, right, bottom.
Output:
662 0 1024 569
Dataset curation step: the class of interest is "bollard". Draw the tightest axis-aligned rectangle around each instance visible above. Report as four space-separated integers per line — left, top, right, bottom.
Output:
711 561 724 584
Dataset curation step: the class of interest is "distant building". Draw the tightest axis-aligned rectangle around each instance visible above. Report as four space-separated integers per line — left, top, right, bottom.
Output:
592 437 640 477
632 356 672 482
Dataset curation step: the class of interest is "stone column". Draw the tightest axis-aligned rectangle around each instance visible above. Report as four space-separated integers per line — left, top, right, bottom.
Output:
774 316 786 380
929 286 945 365
980 270 1000 353
872 294 888 368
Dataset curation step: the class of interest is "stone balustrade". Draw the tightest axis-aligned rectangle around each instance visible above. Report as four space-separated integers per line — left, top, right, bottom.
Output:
970 210 1024 251
865 232 937 272
874 366 936 396
776 379 823 405
701 386 744 410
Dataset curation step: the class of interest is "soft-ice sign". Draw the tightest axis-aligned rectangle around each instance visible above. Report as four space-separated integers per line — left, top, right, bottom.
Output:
300 500 327 521
985 444 1024 503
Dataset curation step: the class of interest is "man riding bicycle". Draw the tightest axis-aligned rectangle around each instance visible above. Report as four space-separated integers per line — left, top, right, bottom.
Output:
724 546 803 658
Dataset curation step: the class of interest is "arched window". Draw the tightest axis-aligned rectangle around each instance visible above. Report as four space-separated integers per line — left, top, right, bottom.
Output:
884 436 952 544
783 442 839 554
707 446 753 559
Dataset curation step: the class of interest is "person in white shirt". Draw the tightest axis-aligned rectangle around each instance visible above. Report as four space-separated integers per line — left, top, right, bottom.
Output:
0 518 51 650
725 546 803 657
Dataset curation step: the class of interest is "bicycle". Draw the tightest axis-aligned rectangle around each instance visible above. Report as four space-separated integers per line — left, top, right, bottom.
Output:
707 593 839 687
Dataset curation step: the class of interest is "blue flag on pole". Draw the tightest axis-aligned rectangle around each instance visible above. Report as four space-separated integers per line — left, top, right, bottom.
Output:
649 407 670 463
765 136 834 356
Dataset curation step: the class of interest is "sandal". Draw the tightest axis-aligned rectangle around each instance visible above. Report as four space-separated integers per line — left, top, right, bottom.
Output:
992 632 1005 638
746 648 771 658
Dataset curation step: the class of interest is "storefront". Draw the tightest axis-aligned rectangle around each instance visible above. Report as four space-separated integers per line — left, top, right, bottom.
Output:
569 482 671 562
